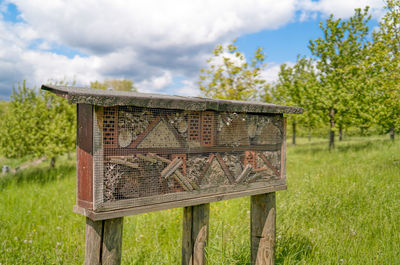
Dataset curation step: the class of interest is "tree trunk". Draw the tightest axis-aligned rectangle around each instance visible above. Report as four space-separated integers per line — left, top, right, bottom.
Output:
390 127 395 141
339 124 343 141
292 120 296 145
50 157 56 168
329 108 335 150
308 128 311 142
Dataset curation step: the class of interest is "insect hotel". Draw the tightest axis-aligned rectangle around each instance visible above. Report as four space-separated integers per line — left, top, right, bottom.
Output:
41 85 302 265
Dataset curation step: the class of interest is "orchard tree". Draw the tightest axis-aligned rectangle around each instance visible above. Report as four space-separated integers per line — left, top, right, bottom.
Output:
369 0 400 140
272 56 321 144
309 7 372 149
199 42 268 101
90 79 137 92
0 81 76 167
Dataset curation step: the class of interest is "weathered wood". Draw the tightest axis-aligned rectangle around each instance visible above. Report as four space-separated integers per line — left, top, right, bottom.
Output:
215 153 235 184
251 193 276 265
103 144 282 156
74 183 286 221
280 117 287 181
85 218 103 265
108 158 139 169
175 170 196 191
172 173 192 191
259 154 280 178
77 104 94 209
176 170 200 190
161 158 183 179
236 164 253 184
136 153 157 163
85 217 124 265
90 179 285 214
102 218 123 265
182 204 210 265
147 153 171 164
42 85 304 114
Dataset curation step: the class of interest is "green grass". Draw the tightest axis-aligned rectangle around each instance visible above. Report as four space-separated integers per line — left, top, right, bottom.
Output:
0 136 399 264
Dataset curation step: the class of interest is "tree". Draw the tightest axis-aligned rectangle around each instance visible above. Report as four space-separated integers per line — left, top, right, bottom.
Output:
272 56 322 144
0 81 76 167
308 7 372 149
199 41 268 101
368 0 400 140
90 79 137 92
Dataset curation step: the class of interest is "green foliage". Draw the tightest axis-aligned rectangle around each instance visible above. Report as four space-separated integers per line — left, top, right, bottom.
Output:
90 79 137 92
367 0 400 135
308 7 373 147
272 56 323 137
0 81 76 160
199 41 268 101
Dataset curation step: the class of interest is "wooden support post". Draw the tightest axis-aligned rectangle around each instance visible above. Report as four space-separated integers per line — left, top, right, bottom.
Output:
182 203 210 265
85 217 124 265
251 193 276 265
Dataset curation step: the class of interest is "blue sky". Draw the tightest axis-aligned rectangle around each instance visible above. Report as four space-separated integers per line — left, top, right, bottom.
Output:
0 0 385 100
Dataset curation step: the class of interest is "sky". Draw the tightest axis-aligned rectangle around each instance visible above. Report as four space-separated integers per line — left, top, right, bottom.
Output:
0 0 387 100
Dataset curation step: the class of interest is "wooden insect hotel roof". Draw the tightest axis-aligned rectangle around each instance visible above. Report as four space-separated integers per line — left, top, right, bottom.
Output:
41 85 303 114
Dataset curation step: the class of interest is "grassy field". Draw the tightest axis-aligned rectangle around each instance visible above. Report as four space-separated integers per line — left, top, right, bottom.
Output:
0 136 399 264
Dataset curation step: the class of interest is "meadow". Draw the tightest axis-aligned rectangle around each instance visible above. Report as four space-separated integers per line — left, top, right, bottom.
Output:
0 136 399 264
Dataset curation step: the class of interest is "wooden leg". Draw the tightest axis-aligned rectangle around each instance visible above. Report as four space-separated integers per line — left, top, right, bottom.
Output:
85 217 124 265
182 203 210 265
85 218 103 265
251 193 276 265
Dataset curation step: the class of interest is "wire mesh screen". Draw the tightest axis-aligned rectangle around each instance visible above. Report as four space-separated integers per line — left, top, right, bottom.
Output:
93 106 284 211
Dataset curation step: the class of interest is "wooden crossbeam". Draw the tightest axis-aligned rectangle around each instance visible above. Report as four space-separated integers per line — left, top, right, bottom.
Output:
161 158 183 179
236 164 253 184
107 158 139 169
215 153 235 184
259 153 280 177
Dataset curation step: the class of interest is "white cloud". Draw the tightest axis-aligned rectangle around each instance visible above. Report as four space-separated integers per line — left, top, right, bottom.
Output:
260 62 296 84
298 0 385 19
0 0 387 99
0 0 300 99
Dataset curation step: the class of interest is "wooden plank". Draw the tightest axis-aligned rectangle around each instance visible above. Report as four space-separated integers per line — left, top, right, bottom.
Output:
182 204 210 265
103 144 281 156
42 84 304 114
161 158 183 179
73 184 286 221
215 153 235 184
251 193 276 265
77 104 93 209
182 206 193 265
172 173 192 191
176 170 200 190
253 168 268 173
98 179 285 212
102 218 124 265
128 116 161 148
174 171 195 191
281 117 287 181
196 154 214 185
259 154 280 178
93 106 104 211
136 153 157 163
236 164 253 184
107 158 139 169
85 217 103 265
147 153 171 164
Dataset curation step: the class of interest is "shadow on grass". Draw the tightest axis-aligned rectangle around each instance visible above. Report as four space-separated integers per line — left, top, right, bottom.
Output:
275 233 314 264
0 162 75 190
